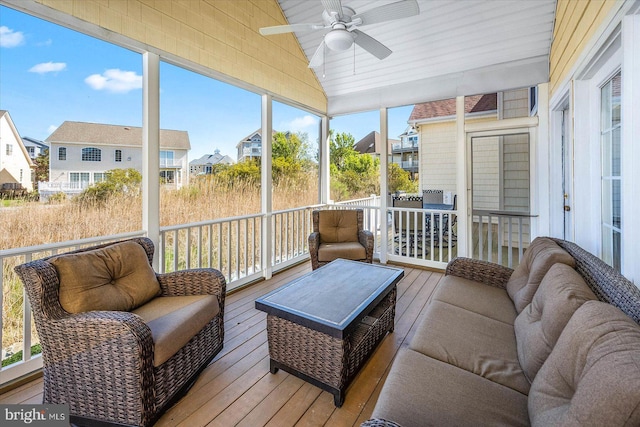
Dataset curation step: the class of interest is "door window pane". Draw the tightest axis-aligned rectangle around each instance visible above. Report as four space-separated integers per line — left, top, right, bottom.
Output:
600 71 622 272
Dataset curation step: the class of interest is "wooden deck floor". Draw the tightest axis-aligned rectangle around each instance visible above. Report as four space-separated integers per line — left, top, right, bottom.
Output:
0 261 444 427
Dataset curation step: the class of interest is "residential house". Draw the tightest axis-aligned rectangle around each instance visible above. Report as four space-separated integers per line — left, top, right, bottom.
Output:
42 121 190 199
21 136 48 160
408 93 499 195
236 129 263 162
393 126 420 179
190 149 234 176
354 131 399 164
0 110 35 192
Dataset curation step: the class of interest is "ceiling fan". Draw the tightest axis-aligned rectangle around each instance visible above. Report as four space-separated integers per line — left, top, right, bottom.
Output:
259 0 420 68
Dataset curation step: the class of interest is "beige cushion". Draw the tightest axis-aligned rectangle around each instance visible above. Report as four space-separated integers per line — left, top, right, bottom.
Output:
409 300 530 394
318 210 358 243
514 263 596 383
132 295 219 366
317 242 366 262
529 301 640 426
51 240 161 313
506 237 575 313
372 348 530 427
432 275 518 324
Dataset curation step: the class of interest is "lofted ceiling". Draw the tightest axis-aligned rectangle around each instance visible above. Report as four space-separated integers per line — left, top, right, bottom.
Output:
273 0 557 116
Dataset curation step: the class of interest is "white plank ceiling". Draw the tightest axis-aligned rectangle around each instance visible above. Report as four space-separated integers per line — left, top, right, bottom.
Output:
273 0 557 115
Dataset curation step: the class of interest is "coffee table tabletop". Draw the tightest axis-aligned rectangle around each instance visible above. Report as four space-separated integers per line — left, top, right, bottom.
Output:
255 259 404 339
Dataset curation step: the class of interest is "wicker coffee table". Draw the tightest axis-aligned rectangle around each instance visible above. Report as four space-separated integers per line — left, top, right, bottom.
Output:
255 259 404 407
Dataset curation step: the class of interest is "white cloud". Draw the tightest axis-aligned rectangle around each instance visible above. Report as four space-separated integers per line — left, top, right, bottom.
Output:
29 62 67 74
0 26 25 48
47 125 58 135
84 69 142 93
282 115 318 133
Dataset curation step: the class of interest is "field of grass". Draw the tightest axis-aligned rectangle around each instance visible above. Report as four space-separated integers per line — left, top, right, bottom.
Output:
1 176 321 361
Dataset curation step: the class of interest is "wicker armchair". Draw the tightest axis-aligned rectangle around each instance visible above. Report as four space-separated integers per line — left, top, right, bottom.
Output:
308 209 374 270
14 237 226 427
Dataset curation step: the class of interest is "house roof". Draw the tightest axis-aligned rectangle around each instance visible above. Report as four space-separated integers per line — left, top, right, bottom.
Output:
0 110 36 167
409 94 497 122
22 136 48 149
235 128 279 149
353 131 398 155
190 151 234 166
45 121 190 150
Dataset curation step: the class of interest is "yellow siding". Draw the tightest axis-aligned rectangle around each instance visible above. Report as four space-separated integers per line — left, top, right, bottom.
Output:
549 0 617 96
36 0 327 113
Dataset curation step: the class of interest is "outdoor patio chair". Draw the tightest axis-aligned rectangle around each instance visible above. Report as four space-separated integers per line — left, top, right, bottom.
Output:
13 237 226 427
309 209 374 270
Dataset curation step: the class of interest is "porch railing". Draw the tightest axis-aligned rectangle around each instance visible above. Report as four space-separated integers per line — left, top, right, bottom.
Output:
472 210 535 268
1 194 463 386
0 231 147 386
387 206 457 269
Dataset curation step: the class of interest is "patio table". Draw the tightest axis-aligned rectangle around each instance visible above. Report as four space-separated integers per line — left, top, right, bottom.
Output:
255 259 403 406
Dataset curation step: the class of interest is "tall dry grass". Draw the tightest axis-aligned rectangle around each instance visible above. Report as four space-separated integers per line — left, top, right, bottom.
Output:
1 177 319 355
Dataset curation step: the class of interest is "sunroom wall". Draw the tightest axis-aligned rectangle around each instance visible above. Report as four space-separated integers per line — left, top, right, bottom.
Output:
33 0 327 113
549 0 618 95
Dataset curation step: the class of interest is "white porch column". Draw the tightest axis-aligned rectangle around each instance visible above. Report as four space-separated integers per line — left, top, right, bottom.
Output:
535 82 550 238
142 52 160 268
320 115 331 204
456 96 468 257
379 107 389 263
622 13 640 284
261 94 273 280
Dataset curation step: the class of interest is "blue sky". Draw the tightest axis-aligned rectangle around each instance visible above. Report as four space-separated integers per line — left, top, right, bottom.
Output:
0 5 413 161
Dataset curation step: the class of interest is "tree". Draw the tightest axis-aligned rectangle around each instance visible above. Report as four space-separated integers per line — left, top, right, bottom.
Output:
33 149 49 185
329 131 357 171
75 168 142 205
271 131 313 184
388 163 418 193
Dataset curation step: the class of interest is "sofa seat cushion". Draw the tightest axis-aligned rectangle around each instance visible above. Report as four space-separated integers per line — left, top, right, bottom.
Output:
318 210 359 243
506 237 575 313
132 295 219 366
50 240 161 314
410 300 530 394
317 242 366 263
515 263 596 383
529 301 640 426
433 275 517 324
372 348 530 427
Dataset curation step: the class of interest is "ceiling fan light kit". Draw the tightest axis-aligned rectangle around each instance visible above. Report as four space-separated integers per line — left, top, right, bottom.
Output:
324 28 353 51
259 0 420 68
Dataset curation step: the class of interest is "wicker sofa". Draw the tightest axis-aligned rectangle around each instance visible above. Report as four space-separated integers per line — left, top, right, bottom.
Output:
363 237 640 426
14 237 226 427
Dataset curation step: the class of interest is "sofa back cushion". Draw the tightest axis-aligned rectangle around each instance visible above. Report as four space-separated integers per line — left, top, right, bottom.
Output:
318 210 359 243
514 263 596 383
528 301 640 426
506 237 575 313
50 240 161 313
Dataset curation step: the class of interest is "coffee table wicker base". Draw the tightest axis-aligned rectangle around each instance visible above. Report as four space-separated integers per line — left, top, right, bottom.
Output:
266 287 396 406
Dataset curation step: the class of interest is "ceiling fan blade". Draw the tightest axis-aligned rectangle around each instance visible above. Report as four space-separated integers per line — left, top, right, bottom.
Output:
352 0 420 26
259 23 324 36
352 29 392 60
321 0 344 20
308 40 326 68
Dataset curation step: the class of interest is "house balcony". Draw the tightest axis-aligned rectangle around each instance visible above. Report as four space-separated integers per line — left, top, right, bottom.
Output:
391 143 419 154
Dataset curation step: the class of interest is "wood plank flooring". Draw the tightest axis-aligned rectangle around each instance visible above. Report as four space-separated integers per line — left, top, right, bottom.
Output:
0 262 444 426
